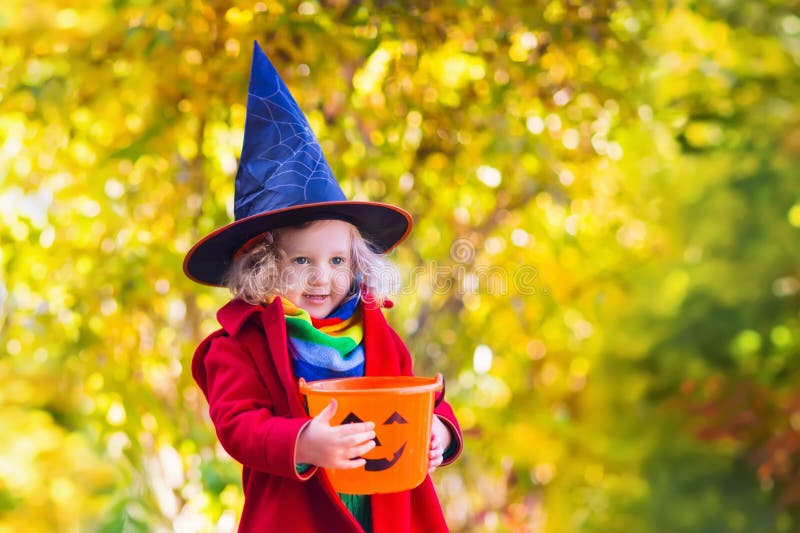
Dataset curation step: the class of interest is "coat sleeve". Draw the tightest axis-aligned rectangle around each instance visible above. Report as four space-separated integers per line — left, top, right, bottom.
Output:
199 334 316 480
385 325 464 466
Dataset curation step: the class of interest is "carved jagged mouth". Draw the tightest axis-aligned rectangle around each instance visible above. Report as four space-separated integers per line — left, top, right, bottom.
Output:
362 443 407 472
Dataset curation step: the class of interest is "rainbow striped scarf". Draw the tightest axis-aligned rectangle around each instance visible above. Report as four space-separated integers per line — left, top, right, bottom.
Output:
278 294 365 382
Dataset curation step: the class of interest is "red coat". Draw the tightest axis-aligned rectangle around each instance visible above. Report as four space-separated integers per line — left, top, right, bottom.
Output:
192 297 463 532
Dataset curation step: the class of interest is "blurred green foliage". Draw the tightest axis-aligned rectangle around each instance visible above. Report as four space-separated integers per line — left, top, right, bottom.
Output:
1 1 799 531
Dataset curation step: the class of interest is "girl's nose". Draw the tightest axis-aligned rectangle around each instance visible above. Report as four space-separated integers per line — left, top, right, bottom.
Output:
307 265 330 285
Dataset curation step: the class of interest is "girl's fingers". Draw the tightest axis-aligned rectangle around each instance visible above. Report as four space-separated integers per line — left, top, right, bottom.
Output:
428 455 443 473
349 439 377 458
337 421 375 436
333 425 375 448
346 431 376 446
337 456 367 470
428 435 444 473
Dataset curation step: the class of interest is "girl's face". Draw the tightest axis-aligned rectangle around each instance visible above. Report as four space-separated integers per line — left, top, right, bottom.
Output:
278 220 354 318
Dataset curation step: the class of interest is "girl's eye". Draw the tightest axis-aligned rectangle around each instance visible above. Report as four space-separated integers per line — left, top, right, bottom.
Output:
331 257 346 266
292 257 309 265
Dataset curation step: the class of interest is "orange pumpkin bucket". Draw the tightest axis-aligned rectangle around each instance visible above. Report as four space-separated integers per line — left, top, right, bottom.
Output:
298 374 443 494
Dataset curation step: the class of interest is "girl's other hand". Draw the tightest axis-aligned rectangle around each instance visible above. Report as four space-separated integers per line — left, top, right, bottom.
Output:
428 416 452 473
296 399 376 469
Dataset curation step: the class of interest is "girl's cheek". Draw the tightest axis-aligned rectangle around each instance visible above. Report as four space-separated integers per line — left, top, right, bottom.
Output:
335 269 353 291
281 267 299 288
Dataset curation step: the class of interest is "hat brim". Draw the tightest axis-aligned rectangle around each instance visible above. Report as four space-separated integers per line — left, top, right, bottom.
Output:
183 201 413 286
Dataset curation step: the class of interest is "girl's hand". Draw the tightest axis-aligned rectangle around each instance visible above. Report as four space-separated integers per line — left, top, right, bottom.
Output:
296 399 376 469
428 416 452 473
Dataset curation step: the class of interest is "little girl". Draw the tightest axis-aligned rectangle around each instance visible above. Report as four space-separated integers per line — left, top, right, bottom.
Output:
184 42 462 532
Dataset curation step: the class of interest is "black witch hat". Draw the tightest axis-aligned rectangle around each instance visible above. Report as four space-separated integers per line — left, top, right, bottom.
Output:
184 42 412 286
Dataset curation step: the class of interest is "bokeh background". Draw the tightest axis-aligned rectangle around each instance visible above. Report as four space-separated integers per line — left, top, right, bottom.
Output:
2 1 800 531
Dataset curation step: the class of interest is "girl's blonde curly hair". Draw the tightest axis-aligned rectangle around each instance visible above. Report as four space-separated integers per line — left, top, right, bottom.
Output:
224 220 400 306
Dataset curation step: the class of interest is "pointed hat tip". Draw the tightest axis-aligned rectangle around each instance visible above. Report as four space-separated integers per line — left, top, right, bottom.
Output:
251 40 269 66
247 41 281 96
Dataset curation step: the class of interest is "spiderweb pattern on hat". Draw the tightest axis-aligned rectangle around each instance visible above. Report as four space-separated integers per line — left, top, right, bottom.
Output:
234 69 345 221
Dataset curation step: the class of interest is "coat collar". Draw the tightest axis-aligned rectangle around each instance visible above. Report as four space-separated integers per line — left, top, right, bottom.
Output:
210 295 403 393
216 297 268 335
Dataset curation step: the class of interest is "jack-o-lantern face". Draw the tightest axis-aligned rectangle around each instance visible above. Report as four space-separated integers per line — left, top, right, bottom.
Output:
341 410 408 471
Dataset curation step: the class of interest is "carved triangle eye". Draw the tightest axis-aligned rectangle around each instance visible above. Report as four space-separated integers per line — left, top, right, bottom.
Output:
341 412 364 424
383 411 408 425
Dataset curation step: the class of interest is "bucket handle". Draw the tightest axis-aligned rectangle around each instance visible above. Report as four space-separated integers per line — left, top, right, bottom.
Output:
297 378 310 414
433 373 445 407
